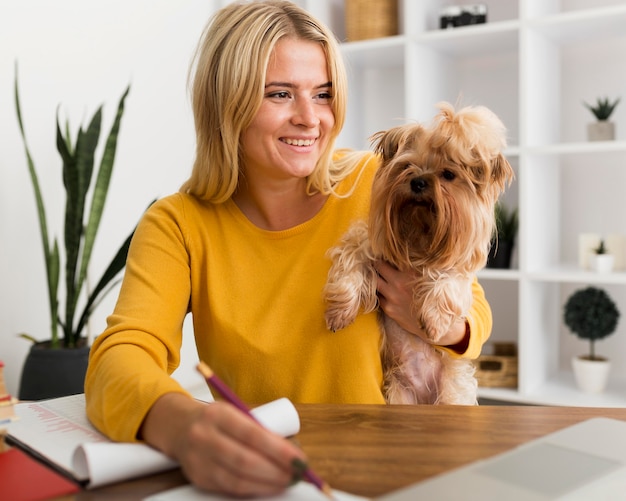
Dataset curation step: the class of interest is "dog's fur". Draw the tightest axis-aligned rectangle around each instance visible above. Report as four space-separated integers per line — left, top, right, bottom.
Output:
324 102 514 405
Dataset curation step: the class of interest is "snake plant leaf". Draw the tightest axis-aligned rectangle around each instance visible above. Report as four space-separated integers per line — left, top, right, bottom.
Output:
62 109 102 345
76 86 130 317
48 239 61 347
74 229 134 338
14 68 60 346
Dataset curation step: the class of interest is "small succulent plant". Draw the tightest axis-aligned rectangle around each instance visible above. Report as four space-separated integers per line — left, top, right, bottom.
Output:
583 97 620 121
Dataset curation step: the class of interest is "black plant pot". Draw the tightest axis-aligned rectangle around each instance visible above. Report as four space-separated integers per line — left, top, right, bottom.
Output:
19 339 90 400
487 240 514 269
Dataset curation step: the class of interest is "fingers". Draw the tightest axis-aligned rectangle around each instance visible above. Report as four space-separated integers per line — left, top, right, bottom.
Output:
178 402 306 497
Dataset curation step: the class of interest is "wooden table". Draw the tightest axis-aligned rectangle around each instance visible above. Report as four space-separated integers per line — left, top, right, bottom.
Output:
70 404 626 500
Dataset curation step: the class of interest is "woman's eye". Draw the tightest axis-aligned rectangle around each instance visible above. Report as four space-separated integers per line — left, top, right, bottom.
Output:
442 169 456 181
316 91 332 103
268 91 290 99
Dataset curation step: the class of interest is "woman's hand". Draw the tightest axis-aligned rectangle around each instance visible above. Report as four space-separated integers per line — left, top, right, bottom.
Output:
374 260 469 351
141 393 307 497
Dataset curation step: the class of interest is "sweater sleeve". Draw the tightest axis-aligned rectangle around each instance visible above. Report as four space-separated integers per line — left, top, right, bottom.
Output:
85 196 193 442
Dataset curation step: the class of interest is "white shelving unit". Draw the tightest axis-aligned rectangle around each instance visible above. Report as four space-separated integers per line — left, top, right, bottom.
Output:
300 0 626 407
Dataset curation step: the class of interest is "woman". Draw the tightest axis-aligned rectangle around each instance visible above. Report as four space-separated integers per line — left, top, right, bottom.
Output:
85 0 492 497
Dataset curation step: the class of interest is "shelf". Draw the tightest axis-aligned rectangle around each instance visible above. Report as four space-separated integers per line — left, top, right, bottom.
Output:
416 20 520 56
479 371 626 408
527 140 626 156
529 5 626 44
526 265 626 284
340 36 405 67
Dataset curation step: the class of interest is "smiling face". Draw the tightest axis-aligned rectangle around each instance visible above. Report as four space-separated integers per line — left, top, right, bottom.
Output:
240 37 335 184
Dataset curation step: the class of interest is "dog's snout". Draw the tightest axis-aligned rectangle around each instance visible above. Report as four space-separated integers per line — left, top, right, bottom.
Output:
410 177 428 193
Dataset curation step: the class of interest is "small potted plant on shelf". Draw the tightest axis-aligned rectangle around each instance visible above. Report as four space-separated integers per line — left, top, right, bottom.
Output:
486 201 518 269
589 239 614 273
563 286 620 393
583 96 620 141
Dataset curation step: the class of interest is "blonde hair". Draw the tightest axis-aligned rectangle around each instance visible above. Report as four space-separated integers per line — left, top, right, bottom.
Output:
181 0 350 203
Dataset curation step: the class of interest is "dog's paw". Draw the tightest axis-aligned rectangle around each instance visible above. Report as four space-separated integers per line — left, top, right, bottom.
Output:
324 305 358 332
420 315 453 344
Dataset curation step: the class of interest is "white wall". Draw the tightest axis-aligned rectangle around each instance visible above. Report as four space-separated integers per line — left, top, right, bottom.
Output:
0 0 218 396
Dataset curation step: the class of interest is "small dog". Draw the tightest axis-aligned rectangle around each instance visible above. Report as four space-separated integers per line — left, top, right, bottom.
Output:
324 102 514 405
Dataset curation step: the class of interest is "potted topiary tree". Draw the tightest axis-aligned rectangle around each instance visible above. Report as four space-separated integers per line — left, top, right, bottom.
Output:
15 68 138 400
583 96 620 141
563 286 620 393
487 201 518 269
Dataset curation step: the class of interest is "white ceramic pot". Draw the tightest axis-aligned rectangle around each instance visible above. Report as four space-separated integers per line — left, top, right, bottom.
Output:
572 356 610 393
589 253 614 273
587 121 615 141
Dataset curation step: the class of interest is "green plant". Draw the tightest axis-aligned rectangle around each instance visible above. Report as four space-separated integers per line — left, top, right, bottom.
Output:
563 286 620 360
494 201 518 243
594 239 608 255
583 97 620 121
15 69 135 349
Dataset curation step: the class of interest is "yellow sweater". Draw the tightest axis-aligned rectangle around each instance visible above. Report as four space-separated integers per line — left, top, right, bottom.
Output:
85 152 492 442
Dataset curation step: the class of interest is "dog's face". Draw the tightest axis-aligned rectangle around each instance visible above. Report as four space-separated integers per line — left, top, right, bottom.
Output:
369 102 515 272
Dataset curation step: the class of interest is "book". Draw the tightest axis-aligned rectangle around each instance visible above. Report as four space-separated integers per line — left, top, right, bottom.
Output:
6 393 301 489
0 447 80 500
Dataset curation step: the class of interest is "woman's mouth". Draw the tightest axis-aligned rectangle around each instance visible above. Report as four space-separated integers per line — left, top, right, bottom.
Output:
281 138 316 146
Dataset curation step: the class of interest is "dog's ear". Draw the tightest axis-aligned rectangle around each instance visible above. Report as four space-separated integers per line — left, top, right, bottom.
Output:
490 153 515 194
370 124 425 162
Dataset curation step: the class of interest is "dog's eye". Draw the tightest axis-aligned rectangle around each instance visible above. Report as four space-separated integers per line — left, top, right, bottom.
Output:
442 169 456 181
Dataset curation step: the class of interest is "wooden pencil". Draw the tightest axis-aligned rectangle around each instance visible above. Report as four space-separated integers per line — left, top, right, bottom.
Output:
196 361 335 500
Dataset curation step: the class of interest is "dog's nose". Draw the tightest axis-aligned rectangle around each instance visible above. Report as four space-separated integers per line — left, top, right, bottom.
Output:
410 177 428 193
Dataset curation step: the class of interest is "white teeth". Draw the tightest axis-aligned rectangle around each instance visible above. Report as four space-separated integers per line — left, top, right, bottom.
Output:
283 138 315 146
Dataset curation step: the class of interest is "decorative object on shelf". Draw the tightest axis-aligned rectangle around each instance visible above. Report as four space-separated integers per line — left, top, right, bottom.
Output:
486 201 518 269
578 233 626 271
473 342 518 388
563 286 620 393
440 4 487 29
345 0 398 41
583 96 620 141
14 68 136 400
588 239 615 273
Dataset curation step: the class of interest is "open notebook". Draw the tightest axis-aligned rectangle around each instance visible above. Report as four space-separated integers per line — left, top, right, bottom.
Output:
7 393 300 489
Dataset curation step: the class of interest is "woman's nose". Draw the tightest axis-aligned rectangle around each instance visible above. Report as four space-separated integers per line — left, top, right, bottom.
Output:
292 99 320 127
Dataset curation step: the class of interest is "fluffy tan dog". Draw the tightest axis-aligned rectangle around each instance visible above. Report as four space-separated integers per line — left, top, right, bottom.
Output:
324 102 514 405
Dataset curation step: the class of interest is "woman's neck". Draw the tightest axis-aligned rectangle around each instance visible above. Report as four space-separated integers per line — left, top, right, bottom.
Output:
232 179 327 231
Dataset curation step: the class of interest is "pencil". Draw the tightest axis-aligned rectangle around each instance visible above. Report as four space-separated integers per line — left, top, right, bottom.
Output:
196 361 335 500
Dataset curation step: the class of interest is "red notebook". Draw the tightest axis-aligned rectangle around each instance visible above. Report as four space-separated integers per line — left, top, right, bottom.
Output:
0 447 80 500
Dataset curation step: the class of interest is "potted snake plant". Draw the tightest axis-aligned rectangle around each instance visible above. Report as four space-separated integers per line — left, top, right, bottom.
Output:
15 68 136 400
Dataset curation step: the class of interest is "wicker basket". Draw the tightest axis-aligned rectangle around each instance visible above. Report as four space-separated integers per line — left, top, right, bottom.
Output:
474 342 518 388
345 0 398 42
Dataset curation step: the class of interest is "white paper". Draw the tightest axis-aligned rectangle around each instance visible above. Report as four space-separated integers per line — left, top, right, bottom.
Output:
73 441 178 488
144 482 370 501
8 393 301 489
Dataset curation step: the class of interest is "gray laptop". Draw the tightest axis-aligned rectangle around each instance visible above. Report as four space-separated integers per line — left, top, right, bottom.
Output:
378 417 626 500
